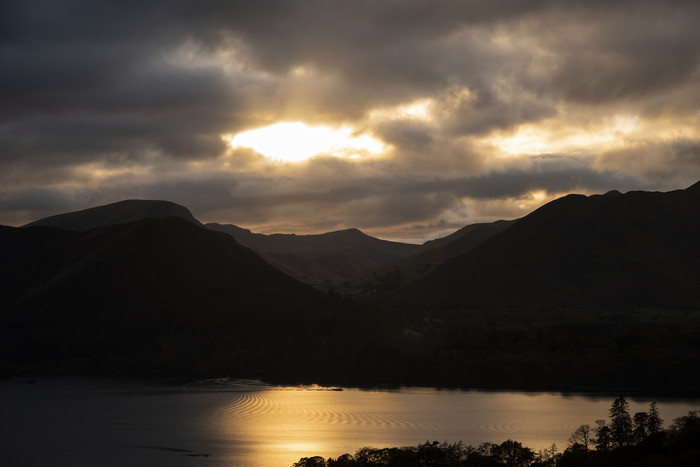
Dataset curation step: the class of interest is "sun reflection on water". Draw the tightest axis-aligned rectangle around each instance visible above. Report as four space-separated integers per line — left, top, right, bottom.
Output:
190 380 700 466
4 378 699 467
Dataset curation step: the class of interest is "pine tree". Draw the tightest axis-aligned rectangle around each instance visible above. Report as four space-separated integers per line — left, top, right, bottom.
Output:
633 412 649 443
609 396 633 448
594 419 612 451
647 401 663 434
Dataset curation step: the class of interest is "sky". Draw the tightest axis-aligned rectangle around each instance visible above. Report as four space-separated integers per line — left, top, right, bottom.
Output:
2 0 699 243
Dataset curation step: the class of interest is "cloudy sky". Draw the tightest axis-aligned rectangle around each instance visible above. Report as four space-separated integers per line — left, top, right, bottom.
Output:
2 0 699 242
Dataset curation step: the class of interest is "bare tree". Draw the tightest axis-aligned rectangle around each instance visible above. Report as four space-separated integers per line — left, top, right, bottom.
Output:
568 424 592 452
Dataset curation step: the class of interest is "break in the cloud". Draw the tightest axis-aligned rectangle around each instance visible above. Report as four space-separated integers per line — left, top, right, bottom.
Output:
1 0 699 242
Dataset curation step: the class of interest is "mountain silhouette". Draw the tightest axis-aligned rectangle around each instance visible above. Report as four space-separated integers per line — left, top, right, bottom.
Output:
2 186 699 390
206 223 418 282
371 219 516 281
346 219 517 294
0 217 341 375
23 199 202 230
18 199 418 284
403 219 516 266
406 182 700 308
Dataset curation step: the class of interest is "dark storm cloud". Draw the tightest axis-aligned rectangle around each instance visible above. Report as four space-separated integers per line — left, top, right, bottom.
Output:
0 187 78 211
536 2 700 104
0 44 247 163
453 159 643 200
596 138 700 183
0 150 663 238
141 155 642 225
0 186 88 226
1 0 262 168
220 155 640 227
0 0 559 166
2 0 699 239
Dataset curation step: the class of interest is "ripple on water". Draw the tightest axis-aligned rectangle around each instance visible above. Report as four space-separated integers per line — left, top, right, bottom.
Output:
182 378 444 430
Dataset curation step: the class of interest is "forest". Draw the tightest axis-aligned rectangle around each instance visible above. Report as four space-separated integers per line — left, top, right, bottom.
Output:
4 301 700 395
292 397 700 466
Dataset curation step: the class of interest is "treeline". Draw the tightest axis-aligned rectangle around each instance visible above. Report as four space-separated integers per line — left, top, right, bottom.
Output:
277 306 700 395
5 305 700 396
292 397 700 466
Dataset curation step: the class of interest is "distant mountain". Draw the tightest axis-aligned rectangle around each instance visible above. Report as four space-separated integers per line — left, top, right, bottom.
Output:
406 219 516 266
406 182 700 308
2 191 699 392
0 217 341 375
23 199 202 231
375 219 516 276
345 219 516 294
206 223 419 283
19 199 419 284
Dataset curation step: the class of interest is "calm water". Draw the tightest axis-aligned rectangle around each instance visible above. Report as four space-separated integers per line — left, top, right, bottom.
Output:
1 377 698 466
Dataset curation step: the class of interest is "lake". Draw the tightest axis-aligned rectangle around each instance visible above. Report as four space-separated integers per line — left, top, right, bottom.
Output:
1 377 698 466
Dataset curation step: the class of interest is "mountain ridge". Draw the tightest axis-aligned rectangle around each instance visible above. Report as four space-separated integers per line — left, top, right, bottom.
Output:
19 200 422 284
2 182 700 391
1 216 344 376
206 222 419 283
405 181 700 308
388 219 516 268
22 199 202 231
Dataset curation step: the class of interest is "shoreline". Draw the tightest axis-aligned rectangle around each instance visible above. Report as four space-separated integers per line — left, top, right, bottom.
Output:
3 374 700 400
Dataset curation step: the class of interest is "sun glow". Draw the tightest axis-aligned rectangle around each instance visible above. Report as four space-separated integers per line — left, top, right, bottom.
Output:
228 122 385 162
487 115 641 156
368 98 435 121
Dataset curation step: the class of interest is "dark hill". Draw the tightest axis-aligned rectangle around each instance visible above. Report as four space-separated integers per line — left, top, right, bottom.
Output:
20 199 418 285
0 218 343 376
206 223 419 283
406 219 516 266
343 219 516 295
379 219 516 274
23 199 202 231
406 182 700 308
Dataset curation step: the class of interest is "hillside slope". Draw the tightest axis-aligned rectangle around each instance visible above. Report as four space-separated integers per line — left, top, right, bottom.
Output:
0 218 342 376
404 219 516 266
406 182 700 308
23 199 202 230
206 223 419 283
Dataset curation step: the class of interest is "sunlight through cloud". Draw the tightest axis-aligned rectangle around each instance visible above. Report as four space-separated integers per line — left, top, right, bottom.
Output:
369 98 435 121
228 122 384 162
487 115 641 157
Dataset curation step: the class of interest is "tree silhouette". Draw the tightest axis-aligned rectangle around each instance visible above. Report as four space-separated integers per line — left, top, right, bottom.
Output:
535 443 561 466
490 439 535 467
293 456 327 467
594 419 612 451
568 424 592 452
647 401 663 434
632 411 649 443
292 400 700 466
668 410 700 452
609 396 633 448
